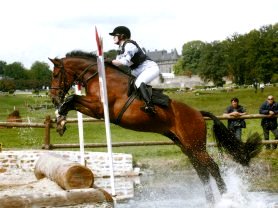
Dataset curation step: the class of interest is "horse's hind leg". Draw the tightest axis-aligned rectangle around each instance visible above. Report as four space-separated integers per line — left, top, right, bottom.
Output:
186 152 215 205
164 131 222 203
190 150 227 195
205 155 227 195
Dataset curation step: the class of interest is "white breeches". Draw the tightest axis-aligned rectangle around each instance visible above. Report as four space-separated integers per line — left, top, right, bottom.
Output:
131 60 160 88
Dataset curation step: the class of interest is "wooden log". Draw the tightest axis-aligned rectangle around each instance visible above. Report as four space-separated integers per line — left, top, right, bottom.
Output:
43 115 52 150
34 153 94 190
0 122 47 128
0 188 113 208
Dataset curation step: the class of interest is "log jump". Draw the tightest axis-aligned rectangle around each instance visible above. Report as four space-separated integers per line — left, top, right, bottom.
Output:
0 188 113 208
34 153 94 190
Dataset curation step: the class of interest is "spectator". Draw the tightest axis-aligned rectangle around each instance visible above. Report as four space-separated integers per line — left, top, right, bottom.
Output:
253 78 258 93
223 97 247 141
259 95 278 149
259 83 265 93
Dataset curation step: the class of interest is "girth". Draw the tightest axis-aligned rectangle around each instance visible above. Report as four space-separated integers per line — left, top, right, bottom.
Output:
114 91 138 125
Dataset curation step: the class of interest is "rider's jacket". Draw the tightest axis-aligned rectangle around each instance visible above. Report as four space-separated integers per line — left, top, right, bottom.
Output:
118 40 151 69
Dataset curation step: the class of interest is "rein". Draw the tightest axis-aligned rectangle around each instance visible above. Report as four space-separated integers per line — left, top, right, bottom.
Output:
75 63 98 84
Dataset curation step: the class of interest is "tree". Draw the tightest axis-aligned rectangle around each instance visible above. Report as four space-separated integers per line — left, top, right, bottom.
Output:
28 61 52 89
174 23 277 85
4 62 27 80
225 24 278 84
225 33 249 85
0 79 16 93
256 24 278 83
0 60 7 75
173 58 185 75
29 61 51 79
198 41 228 87
174 41 205 75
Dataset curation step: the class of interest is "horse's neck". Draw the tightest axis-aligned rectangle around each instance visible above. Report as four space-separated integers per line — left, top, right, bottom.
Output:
81 63 129 98
106 68 130 94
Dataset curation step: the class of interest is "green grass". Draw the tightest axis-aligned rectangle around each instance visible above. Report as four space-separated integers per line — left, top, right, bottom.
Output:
0 86 277 160
168 87 276 115
0 94 54 121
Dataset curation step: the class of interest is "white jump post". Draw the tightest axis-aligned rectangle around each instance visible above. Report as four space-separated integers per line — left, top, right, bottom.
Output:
75 84 85 166
95 27 116 197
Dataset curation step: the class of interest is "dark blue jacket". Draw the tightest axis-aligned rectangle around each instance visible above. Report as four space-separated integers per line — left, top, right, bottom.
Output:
224 105 246 129
259 101 278 130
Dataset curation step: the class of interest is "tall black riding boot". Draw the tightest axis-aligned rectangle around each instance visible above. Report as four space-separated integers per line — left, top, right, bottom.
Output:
138 83 156 115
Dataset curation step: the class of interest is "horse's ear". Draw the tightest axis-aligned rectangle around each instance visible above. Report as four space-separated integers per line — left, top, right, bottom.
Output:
48 57 55 64
48 57 62 67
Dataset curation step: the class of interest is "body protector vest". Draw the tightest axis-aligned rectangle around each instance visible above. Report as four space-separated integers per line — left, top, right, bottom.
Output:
119 40 151 69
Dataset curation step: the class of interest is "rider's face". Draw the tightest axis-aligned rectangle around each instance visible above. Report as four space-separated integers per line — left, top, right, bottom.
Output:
113 35 120 45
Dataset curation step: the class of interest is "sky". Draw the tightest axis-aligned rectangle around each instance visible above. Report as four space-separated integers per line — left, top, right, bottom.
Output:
0 0 277 69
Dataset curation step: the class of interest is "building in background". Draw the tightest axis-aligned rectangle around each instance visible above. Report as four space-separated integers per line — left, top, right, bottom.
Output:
146 49 214 89
146 49 179 76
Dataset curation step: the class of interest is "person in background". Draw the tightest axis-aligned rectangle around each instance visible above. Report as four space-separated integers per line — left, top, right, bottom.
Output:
223 97 247 141
259 95 278 149
253 78 258 93
109 26 160 115
259 83 265 93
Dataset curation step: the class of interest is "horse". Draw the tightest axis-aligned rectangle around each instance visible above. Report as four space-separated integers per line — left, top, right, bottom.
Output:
49 50 262 204
6 110 22 124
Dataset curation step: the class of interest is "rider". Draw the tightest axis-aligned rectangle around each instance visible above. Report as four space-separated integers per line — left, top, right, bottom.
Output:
109 26 160 115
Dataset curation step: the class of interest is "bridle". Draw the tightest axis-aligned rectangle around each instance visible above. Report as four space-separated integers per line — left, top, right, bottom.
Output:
50 58 98 102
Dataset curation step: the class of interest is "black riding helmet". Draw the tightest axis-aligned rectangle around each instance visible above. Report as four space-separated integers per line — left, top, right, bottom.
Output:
109 26 131 39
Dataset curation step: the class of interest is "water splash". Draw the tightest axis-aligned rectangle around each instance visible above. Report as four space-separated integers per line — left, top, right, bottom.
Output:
115 166 278 208
215 166 278 208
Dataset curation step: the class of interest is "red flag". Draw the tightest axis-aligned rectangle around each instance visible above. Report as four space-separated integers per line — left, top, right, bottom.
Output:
77 83 81 91
95 27 102 56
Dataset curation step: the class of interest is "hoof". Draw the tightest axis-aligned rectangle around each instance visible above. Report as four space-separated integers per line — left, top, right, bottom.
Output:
57 125 66 136
56 115 67 136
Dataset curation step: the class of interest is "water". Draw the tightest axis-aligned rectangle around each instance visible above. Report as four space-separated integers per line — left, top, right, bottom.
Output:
214 168 278 208
101 167 278 208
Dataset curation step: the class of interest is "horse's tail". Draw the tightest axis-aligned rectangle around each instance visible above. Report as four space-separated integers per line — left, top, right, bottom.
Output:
200 111 262 166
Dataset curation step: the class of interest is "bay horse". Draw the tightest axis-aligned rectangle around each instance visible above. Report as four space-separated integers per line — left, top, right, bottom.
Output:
49 50 261 204
7 110 22 123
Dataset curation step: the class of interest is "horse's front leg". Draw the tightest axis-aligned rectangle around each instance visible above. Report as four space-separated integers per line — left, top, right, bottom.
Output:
55 94 76 136
55 94 104 136
55 113 67 136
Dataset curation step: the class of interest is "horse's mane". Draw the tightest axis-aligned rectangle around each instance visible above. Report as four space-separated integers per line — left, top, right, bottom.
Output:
65 50 134 78
65 50 97 60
